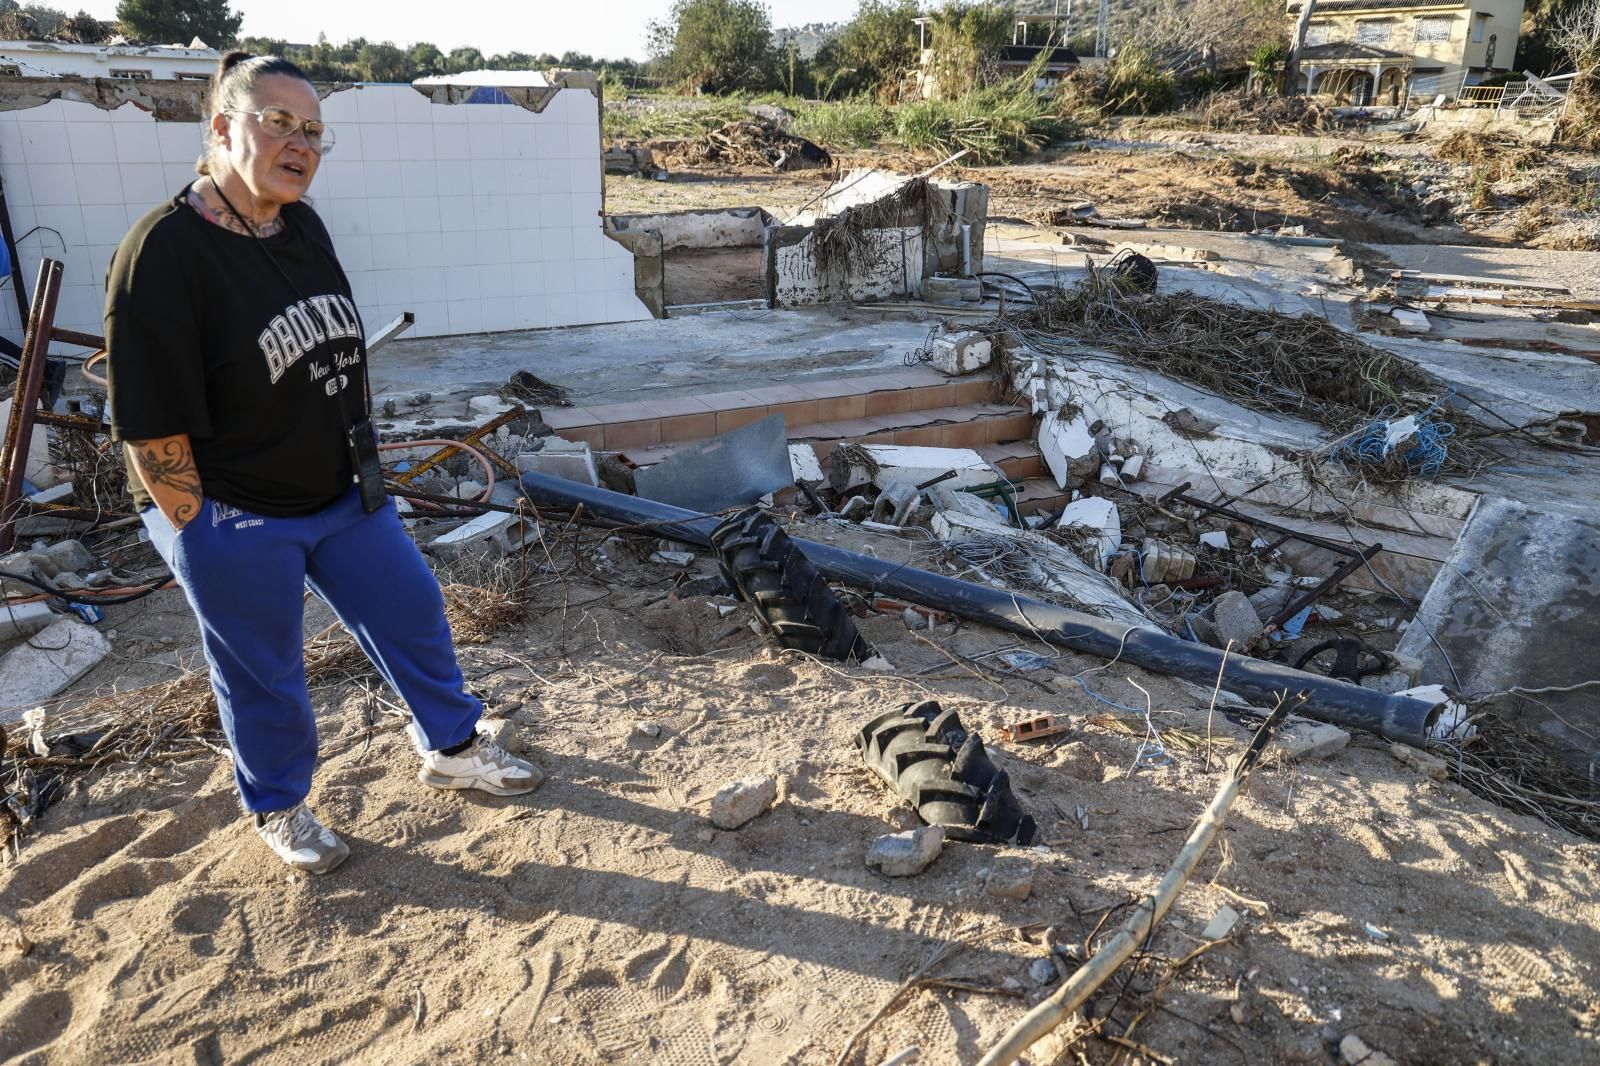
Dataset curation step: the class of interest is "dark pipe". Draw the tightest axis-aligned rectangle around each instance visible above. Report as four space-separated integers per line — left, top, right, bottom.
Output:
519 473 1445 747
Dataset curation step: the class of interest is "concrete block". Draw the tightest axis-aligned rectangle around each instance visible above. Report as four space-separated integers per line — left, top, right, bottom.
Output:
426 511 540 557
984 857 1036 900
1207 591 1263 649
0 602 58 642
39 539 97 574
930 331 994 376
469 395 516 420
517 439 599 486
1058 498 1120 562
0 618 110 713
788 443 825 484
835 444 995 494
924 276 982 304
866 825 945 876
1278 719 1350 761
709 773 778 829
1038 411 1098 489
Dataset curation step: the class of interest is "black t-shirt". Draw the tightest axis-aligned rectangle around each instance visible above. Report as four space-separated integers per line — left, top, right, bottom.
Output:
106 189 368 517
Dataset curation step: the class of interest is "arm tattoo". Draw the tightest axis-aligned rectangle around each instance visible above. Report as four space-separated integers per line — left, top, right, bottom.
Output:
133 439 203 527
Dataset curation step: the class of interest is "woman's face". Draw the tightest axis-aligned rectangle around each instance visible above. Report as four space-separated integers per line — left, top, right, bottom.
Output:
212 73 325 207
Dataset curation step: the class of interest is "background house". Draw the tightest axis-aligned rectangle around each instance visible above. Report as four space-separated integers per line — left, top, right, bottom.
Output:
1286 0 1527 104
0 40 219 81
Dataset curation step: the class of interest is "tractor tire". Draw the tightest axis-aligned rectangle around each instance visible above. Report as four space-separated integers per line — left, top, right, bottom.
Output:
856 699 1037 846
710 507 875 663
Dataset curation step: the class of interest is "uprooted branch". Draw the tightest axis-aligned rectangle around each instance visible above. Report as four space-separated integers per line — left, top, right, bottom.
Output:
975 693 1294 1066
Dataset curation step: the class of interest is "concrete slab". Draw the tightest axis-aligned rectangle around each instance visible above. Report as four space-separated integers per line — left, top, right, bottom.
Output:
1397 495 1600 775
0 618 111 718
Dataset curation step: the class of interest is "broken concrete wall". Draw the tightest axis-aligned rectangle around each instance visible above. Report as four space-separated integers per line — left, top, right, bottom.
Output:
766 223 925 306
0 80 649 342
608 207 773 310
924 178 987 278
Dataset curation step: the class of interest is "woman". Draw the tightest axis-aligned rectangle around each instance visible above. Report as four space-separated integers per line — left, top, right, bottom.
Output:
104 52 540 875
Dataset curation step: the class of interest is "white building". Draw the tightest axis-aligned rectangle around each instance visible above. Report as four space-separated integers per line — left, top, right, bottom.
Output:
0 40 219 81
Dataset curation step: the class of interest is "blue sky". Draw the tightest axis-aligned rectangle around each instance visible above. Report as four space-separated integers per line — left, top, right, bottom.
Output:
77 1 867 60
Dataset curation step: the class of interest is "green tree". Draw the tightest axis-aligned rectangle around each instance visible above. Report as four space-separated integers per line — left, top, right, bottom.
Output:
923 1 1012 99
115 0 243 46
445 46 484 73
408 41 444 76
647 0 777 93
816 0 920 100
357 41 411 82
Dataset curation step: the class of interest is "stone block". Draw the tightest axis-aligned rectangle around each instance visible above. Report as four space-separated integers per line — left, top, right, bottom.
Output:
426 511 540 557
39 540 97 574
0 602 58 642
984 857 1036 900
0 618 110 713
709 773 777 829
929 331 993 376
1278 719 1350 761
866 825 945 876
517 439 599 487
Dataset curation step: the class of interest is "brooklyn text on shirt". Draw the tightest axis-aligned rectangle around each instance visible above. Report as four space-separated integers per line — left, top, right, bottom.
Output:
256 295 365 384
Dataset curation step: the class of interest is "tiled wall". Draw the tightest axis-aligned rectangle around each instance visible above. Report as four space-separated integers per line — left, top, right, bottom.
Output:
0 83 648 344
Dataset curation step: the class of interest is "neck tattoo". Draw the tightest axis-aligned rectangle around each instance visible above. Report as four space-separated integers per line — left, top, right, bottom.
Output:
187 177 284 238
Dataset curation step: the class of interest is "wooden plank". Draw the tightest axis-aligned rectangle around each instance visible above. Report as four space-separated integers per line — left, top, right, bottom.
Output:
1395 269 1570 293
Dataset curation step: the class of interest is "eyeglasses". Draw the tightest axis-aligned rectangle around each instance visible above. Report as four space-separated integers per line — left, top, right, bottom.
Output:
225 106 336 154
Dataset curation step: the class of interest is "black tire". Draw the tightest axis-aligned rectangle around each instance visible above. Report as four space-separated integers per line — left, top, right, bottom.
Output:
856 700 1037 846
710 507 875 663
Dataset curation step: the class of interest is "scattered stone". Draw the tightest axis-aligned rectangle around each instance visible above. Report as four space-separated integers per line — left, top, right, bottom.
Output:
675 573 732 598
1339 1034 1397 1066
633 720 663 739
650 551 696 566
0 619 110 713
1002 976 1024 993
985 858 1036 900
1208 591 1263 649
1278 720 1351 761
1390 743 1448 780
475 717 527 753
1201 905 1241 940
0 601 56 641
426 511 539 557
865 825 945 876
927 329 992 371
1229 1002 1247 1024
1028 957 1060 986
709 773 778 830
695 828 715 844
902 607 929 631
39 539 95 573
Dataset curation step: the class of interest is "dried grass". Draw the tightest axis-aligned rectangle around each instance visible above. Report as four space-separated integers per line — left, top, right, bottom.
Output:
1439 702 1600 842
1188 89 1337 134
1002 267 1440 428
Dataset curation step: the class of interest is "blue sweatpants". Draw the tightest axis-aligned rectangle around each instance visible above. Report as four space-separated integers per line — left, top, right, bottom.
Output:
142 487 481 813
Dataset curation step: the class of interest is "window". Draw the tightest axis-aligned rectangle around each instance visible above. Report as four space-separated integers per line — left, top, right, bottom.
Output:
1415 17 1452 42
0 64 19 77
108 68 152 79
1354 20 1392 45
175 72 210 80
1472 16 1487 44
1305 22 1331 47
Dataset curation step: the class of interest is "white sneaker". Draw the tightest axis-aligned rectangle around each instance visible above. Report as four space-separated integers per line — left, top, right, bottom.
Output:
418 735 544 796
254 803 350 874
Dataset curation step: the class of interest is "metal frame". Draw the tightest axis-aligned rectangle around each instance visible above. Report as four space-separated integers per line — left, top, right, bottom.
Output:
0 258 110 553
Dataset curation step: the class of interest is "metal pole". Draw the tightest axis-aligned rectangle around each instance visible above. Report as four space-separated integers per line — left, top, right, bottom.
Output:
518 472 1446 746
0 258 62 553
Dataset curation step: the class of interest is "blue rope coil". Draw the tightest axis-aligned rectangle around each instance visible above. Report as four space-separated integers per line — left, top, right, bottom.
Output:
1330 395 1455 478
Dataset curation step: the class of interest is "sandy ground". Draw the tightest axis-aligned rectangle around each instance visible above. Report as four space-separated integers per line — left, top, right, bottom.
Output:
3 523 1598 1066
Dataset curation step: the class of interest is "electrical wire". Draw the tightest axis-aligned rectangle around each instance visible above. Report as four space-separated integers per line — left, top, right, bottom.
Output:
1 569 173 606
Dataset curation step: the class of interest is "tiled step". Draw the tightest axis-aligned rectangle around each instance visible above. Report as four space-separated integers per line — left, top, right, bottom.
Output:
620 403 1034 468
977 441 1044 482
541 367 1002 452
1014 477 1068 516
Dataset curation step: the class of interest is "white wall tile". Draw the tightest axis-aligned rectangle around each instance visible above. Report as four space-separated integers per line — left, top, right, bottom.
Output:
539 226 575 263
544 293 578 327
508 197 541 229
396 123 433 161
482 296 516 332
536 158 573 194
435 159 472 191
432 124 469 160
0 123 25 166
447 298 483 334
25 164 75 205
438 196 474 234
367 196 408 235
336 234 374 273
472 194 505 230
572 292 607 324
161 163 195 195
354 86 397 124
465 102 504 126
468 125 502 161
369 268 411 303
81 204 130 247
480 264 513 299
319 161 369 199
441 230 476 267
607 292 648 323
112 122 162 164
399 161 438 198
572 260 605 293
119 164 172 205
513 295 548 329
392 88 434 122
544 260 577 295
411 300 448 332
565 123 597 160
157 122 202 165
34 204 86 249
532 122 565 161
20 123 72 163
513 261 545 293
361 160 404 195
503 125 538 159
67 122 116 164
359 123 400 162
402 196 442 233
409 231 443 267
510 236 543 268
477 228 511 265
